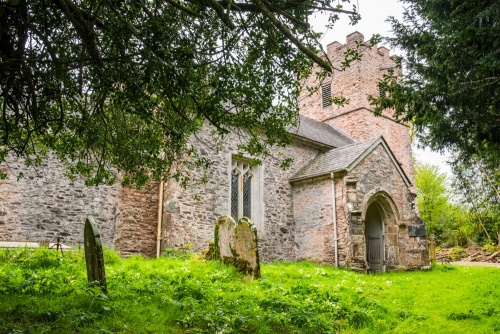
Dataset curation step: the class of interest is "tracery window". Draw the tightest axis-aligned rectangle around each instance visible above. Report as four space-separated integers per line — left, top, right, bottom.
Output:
231 160 255 222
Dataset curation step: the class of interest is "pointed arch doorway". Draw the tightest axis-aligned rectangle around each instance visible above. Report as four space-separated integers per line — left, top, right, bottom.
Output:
365 204 384 272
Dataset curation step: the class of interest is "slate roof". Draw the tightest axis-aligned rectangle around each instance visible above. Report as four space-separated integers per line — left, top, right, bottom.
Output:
289 136 411 186
287 115 355 148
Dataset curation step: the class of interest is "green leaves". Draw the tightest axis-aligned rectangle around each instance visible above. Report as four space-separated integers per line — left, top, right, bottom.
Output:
0 1 358 186
414 162 449 236
373 1 500 168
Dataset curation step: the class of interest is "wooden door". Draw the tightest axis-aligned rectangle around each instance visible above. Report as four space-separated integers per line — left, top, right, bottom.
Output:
367 236 383 271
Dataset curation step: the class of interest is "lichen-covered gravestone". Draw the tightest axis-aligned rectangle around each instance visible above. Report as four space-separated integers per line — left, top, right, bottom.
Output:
84 216 107 293
214 215 260 278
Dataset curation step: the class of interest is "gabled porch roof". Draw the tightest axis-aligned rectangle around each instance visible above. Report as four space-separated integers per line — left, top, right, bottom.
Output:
289 136 411 186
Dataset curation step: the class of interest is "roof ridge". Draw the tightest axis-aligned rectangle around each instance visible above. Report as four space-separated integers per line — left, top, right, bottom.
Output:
287 114 356 148
289 135 411 186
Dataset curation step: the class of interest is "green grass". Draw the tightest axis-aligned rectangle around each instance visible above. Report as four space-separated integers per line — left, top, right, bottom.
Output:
1 248 499 333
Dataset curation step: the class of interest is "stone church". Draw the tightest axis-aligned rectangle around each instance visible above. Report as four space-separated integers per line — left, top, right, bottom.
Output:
0 32 428 272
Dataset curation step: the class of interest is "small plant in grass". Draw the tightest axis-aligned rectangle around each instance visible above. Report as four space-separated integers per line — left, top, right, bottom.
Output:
432 262 456 271
163 242 194 259
494 319 500 332
103 248 122 265
447 310 480 320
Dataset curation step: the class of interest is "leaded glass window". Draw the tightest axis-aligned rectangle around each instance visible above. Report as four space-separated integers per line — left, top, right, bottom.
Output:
231 159 254 222
243 172 252 218
231 171 239 221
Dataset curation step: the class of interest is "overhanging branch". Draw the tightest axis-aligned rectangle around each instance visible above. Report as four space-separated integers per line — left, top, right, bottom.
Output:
216 1 357 15
251 0 332 71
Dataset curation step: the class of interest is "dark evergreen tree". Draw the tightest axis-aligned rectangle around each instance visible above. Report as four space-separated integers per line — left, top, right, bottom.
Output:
372 1 500 167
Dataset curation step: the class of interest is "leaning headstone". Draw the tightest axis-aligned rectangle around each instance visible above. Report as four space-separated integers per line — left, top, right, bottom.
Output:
84 216 107 293
214 215 260 278
214 215 236 260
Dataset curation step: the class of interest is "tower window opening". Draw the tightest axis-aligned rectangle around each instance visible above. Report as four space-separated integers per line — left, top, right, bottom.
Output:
322 83 332 108
379 83 387 98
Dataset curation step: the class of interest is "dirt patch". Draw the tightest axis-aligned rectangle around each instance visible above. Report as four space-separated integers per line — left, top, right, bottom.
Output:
451 261 500 268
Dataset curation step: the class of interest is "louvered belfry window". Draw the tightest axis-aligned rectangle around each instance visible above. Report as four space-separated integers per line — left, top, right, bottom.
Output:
379 82 387 98
231 160 254 222
322 82 332 108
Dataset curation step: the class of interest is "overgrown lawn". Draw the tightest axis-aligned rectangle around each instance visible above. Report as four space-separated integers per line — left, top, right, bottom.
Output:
1 248 499 333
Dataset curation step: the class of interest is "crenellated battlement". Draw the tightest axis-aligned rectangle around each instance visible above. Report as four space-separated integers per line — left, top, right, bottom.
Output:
298 32 414 183
299 32 401 122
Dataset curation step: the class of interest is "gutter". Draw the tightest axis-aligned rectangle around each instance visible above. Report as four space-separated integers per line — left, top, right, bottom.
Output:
331 172 339 267
289 168 346 184
156 180 164 258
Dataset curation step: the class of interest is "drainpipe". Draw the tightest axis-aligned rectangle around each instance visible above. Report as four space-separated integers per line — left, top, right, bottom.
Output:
156 180 164 258
331 172 338 267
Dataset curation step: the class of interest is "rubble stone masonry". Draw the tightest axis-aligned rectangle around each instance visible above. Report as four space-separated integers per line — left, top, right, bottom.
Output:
298 32 414 184
0 154 118 247
348 144 427 270
162 125 321 262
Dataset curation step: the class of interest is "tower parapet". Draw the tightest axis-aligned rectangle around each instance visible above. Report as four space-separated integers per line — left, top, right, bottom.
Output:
298 32 414 183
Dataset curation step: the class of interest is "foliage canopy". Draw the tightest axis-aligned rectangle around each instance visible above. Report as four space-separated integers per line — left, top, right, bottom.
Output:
452 157 500 245
0 0 359 186
414 162 449 236
372 1 500 166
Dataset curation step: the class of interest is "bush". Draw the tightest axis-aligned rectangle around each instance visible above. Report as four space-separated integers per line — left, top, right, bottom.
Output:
483 244 499 254
448 247 466 261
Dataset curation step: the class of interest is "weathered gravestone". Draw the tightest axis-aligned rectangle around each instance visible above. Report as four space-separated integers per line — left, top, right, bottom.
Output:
84 216 107 293
214 215 260 278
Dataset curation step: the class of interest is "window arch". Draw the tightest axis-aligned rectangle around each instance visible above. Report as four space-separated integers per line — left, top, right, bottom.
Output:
230 158 263 229
231 160 254 220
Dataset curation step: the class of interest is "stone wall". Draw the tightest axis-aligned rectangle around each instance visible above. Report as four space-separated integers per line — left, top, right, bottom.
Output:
346 143 427 270
326 110 414 183
0 154 118 247
162 124 320 262
292 143 428 271
114 182 159 257
298 32 414 184
293 177 334 264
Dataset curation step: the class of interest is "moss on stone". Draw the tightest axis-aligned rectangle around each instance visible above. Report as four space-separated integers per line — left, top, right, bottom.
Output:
203 242 216 260
213 215 260 278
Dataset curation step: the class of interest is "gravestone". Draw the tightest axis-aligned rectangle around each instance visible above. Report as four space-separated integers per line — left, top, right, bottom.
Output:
84 216 107 293
214 215 260 278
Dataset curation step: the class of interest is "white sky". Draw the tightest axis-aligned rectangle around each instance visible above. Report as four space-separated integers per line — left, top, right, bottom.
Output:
311 0 452 178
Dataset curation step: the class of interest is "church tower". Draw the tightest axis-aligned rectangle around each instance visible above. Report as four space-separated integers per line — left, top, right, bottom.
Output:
298 32 414 183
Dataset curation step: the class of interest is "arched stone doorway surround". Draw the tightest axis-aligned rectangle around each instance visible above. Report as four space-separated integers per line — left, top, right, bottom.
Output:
361 190 400 272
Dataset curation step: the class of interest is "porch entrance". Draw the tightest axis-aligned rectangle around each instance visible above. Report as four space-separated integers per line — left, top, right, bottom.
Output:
365 205 384 272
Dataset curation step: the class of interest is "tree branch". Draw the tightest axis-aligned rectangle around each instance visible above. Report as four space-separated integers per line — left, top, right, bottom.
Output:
195 0 236 29
53 0 102 66
250 0 332 71
165 0 205 18
216 1 357 15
